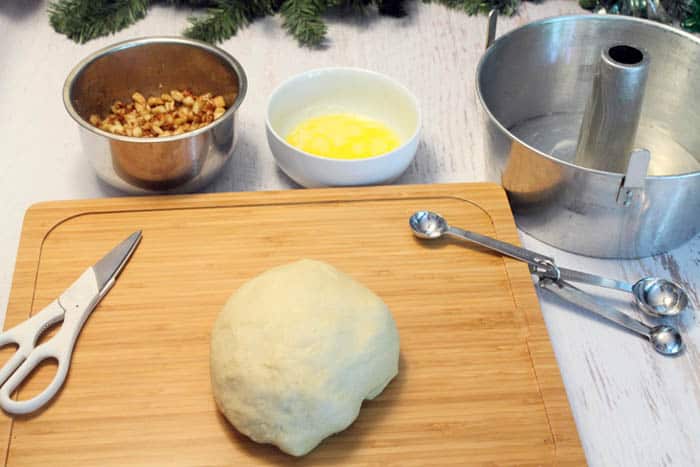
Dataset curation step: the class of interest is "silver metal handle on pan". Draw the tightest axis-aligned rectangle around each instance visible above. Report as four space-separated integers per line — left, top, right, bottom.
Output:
485 10 498 49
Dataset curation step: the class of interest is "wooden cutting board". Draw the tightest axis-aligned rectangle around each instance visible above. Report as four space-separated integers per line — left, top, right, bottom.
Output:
0 183 583 465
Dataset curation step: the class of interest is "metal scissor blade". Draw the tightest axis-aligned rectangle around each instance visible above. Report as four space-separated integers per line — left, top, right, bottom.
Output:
92 231 142 293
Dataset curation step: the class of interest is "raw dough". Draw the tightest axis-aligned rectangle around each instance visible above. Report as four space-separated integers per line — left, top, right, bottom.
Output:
210 259 400 456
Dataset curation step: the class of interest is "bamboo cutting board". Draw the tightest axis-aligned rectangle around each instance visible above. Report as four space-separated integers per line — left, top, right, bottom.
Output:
1 183 583 466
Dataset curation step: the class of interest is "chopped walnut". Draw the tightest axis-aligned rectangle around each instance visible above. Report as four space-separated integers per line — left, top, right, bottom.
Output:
89 89 228 138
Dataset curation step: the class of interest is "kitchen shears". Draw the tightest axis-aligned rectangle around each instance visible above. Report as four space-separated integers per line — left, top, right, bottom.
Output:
0 231 142 415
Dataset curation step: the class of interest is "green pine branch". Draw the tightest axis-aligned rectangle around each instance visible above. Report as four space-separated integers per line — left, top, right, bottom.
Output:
682 0 700 30
184 1 253 43
339 0 375 14
662 0 694 22
48 0 151 43
184 0 278 43
280 0 330 47
427 0 521 16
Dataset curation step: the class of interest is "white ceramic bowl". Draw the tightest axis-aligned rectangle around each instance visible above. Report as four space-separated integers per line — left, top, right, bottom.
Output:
266 67 421 187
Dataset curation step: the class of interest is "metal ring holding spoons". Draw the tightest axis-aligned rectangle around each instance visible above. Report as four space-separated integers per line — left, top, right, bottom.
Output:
409 210 690 318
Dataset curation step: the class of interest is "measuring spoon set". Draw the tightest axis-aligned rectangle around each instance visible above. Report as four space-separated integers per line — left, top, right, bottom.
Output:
409 211 690 356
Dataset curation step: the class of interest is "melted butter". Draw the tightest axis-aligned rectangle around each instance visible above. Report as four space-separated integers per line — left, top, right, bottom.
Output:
285 113 401 159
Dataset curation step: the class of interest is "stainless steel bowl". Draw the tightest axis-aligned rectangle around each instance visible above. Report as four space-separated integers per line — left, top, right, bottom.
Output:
63 37 247 194
477 15 700 258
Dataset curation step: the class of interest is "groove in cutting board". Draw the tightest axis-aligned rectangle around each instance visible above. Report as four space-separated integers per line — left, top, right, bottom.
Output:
1 183 584 465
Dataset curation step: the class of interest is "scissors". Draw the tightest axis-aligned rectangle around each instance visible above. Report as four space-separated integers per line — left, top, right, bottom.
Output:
0 231 142 415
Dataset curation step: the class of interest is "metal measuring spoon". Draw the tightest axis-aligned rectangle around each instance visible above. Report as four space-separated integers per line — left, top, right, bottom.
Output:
555 267 689 318
409 210 558 272
539 279 683 356
409 211 690 317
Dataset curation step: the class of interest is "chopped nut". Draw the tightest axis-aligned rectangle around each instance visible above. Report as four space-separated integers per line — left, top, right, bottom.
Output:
170 90 184 102
213 96 226 108
90 88 230 138
110 101 124 114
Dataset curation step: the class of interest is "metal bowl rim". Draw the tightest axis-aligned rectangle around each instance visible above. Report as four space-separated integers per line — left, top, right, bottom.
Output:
475 14 700 181
62 36 247 144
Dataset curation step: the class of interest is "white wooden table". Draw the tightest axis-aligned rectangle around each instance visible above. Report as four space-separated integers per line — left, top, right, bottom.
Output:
1 1 698 465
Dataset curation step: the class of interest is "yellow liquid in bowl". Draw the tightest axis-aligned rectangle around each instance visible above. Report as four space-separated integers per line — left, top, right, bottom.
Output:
285 113 401 160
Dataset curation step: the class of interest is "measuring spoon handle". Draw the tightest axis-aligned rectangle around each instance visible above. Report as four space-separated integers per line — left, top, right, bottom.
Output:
539 279 650 338
557 266 633 292
445 226 554 270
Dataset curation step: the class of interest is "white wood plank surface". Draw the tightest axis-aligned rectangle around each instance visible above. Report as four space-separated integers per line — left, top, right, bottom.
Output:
0 1 698 465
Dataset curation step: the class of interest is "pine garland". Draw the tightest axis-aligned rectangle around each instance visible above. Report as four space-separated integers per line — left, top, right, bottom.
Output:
48 0 700 47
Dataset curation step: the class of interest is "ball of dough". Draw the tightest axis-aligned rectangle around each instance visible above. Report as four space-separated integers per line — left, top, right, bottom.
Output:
210 259 400 456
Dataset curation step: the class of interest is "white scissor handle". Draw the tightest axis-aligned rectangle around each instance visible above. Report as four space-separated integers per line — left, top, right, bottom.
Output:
0 340 71 415
0 300 71 415
0 300 65 385
0 269 102 415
